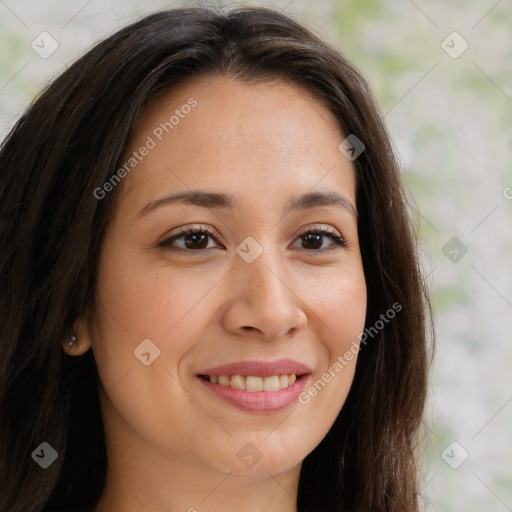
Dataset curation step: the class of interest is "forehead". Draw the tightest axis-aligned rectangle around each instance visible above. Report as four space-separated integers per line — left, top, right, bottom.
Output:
117 75 355 214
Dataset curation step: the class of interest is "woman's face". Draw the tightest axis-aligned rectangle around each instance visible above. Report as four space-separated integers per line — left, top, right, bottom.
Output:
85 75 366 482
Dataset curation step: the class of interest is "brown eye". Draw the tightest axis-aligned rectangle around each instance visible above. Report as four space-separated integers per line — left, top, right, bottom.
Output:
159 224 347 256
292 227 346 253
159 226 219 255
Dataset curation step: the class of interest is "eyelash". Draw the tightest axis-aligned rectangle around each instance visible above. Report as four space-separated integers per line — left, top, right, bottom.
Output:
158 224 347 256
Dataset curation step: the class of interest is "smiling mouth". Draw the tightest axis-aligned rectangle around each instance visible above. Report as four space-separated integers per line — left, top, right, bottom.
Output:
197 373 305 392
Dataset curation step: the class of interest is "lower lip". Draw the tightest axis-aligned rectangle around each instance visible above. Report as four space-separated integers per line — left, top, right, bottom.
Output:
197 375 311 413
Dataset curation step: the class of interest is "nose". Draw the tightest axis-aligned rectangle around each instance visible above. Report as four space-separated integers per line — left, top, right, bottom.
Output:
221 244 307 339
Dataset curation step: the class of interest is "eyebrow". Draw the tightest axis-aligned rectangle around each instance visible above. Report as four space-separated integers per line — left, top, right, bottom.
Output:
136 189 357 218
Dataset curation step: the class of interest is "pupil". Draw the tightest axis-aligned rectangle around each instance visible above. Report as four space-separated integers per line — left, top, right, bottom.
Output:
303 233 322 249
185 233 208 249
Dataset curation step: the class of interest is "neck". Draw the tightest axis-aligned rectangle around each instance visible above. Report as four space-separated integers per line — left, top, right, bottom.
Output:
93 457 300 512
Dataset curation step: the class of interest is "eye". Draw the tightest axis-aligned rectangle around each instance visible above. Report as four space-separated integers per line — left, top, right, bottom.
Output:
158 224 219 255
158 224 347 255
292 224 347 253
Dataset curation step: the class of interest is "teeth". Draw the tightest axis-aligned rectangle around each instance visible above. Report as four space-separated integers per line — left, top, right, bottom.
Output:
263 375 280 392
218 375 230 387
246 376 263 391
204 373 298 391
230 374 245 389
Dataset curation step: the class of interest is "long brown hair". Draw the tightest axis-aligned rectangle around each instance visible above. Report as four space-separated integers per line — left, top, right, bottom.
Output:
0 5 432 511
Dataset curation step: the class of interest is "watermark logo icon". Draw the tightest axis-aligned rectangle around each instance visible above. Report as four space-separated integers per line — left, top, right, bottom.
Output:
236 236 263 263
441 441 469 469
31 32 59 59
31 442 58 469
338 134 365 161
237 442 263 468
134 339 161 366
442 236 468 263
441 31 468 59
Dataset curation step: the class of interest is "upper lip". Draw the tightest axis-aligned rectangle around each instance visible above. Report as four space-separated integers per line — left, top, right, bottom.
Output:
196 358 313 377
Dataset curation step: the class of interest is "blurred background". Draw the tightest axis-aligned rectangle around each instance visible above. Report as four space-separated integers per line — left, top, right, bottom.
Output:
1 0 511 509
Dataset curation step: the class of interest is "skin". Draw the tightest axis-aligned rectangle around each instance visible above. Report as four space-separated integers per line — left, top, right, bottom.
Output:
66 75 367 512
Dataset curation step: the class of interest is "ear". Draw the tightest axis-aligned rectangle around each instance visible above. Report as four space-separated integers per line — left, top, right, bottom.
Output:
62 309 93 356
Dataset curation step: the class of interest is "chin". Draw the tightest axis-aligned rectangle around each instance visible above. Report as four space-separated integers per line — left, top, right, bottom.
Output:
224 437 306 477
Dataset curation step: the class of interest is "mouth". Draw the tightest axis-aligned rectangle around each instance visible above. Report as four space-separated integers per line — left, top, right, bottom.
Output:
197 373 305 391
195 359 312 413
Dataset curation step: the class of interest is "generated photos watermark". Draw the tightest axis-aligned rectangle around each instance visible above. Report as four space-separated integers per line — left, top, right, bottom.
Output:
93 97 198 200
298 302 402 404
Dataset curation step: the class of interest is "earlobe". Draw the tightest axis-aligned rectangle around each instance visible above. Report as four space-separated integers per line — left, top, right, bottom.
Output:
63 313 93 355
69 335 77 348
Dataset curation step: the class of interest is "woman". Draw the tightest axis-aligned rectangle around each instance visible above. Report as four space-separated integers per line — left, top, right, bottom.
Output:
0 5 432 511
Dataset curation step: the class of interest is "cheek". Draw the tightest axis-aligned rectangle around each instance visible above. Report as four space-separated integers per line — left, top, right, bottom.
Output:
90 249 225 381
89 256 219 453
297 269 366 417
307 267 367 353
95 226 212 333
